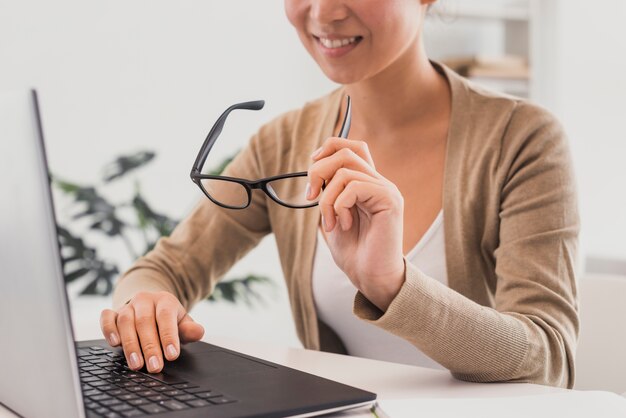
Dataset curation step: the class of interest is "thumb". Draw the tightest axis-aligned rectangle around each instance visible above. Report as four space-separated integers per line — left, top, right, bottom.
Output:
178 314 205 343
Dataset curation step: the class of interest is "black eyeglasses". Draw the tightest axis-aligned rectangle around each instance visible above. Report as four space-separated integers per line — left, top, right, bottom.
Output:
190 95 352 209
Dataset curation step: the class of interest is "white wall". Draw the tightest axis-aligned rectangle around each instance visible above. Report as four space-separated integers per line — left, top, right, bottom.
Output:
551 0 626 265
0 0 335 346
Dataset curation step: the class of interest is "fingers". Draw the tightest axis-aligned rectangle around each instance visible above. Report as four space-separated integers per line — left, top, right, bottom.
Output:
116 304 145 371
133 294 164 373
100 309 120 347
105 291 201 373
155 294 184 362
318 168 382 232
178 314 205 343
308 145 378 201
311 137 375 167
333 180 401 229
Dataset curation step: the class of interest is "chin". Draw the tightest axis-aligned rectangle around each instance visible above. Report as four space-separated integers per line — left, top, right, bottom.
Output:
318 66 363 86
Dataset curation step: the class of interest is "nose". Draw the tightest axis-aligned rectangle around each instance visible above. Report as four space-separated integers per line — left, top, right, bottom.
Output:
310 0 349 24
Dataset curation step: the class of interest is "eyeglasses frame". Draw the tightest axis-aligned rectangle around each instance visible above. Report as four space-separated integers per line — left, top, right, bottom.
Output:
190 95 351 209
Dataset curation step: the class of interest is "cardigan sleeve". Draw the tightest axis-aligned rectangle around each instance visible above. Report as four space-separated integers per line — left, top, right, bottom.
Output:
113 131 271 311
353 102 579 388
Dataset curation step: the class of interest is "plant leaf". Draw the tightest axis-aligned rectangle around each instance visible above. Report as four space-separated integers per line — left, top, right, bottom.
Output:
102 151 155 182
132 193 178 242
208 275 274 307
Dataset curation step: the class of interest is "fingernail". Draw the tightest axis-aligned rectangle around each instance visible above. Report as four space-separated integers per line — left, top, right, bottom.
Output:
311 146 322 159
129 352 141 369
148 356 160 372
305 183 311 200
166 344 177 359
109 333 119 346
321 214 326 230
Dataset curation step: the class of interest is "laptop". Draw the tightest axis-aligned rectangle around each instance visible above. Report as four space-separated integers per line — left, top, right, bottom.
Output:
0 90 377 418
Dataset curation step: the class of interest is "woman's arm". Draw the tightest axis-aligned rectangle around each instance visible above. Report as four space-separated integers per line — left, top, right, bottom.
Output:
352 103 579 387
102 131 272 373
112 132 271 311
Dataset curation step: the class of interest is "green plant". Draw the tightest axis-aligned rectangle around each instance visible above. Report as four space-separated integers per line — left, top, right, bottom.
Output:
53 150 272 306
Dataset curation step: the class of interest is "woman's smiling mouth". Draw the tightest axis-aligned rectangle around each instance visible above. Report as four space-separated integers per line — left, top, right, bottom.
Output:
314 35 363 58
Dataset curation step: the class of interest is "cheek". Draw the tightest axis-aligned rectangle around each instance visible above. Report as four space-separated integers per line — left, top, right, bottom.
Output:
284 0 303 30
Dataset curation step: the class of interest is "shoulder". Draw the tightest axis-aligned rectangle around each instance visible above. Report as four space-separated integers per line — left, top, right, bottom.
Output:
441 63 568 172
449 66 566 150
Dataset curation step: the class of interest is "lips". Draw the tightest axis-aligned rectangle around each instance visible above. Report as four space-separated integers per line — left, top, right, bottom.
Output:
318 36 359 48
313 35 363 58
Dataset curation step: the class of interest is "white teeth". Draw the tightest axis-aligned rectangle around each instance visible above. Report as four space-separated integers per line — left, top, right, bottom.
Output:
319 36 357 49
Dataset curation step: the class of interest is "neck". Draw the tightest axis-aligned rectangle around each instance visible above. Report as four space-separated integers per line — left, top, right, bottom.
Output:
341 40 450 143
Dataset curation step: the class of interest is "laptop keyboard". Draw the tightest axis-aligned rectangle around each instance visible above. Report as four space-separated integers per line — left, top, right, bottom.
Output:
78 346 237 417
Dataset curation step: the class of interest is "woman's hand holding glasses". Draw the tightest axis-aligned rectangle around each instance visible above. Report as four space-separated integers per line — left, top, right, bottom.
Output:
307 136 406 312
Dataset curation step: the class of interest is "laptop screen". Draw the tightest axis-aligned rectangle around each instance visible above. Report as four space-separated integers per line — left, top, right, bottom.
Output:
0 90 84 418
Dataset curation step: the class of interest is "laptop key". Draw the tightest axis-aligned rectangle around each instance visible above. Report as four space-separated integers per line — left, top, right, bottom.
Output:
84 389 102 397
145 372 186 385
121 411 144 417
128 399 149 406
77 348 92 357
110 404 133 412
174 394 195 402
91 394 112 402
163 390 183 397
172 383 197 390
93 406 110 414
106 389 127 396
195 391 222 399
186 399 211 408
85 401 99 409
139 404 167 414
158 400 189 411
209 396 237 405
184 387 213 394
118 394 139 401
100 399 123 407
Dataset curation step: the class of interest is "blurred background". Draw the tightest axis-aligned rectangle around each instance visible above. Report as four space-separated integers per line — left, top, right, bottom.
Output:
1 0 625 393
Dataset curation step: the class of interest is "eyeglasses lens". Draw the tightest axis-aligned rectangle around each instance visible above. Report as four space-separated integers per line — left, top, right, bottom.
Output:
199 178 249 208
266 176 320 207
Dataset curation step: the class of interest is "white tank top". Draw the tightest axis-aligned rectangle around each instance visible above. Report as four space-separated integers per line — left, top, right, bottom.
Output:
312 211 448 369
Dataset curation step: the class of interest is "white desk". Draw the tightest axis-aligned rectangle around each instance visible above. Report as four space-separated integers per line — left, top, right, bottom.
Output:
0 335 571 418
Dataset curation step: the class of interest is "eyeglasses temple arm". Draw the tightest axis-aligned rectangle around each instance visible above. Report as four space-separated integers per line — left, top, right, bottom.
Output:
338 95 352 139
191 100 265 175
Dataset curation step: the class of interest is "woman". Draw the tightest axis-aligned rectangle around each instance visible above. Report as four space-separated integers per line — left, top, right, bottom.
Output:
101 0 579 388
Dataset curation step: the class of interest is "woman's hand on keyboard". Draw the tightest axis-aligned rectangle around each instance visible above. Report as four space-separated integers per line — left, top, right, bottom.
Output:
99 291 205 373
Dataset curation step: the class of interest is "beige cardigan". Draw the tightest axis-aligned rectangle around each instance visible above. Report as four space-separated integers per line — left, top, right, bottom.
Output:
114 65 580 388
